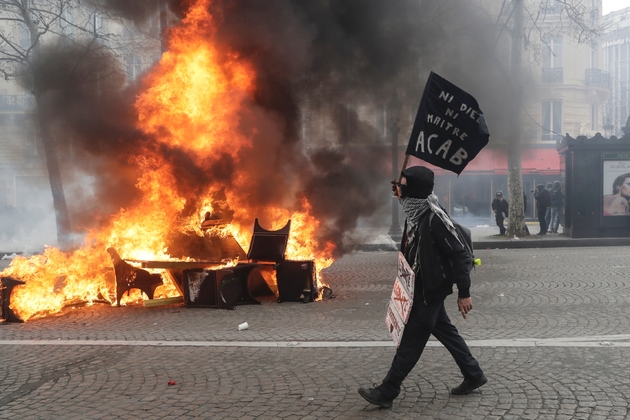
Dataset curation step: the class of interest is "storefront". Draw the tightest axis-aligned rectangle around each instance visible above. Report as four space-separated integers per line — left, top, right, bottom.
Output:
407 147 561 223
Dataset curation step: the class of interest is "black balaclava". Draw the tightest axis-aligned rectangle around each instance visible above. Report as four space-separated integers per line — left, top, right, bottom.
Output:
400 166 434 199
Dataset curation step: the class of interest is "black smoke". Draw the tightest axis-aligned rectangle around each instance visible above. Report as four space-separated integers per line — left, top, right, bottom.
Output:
199 0 515 255
32 0 517 257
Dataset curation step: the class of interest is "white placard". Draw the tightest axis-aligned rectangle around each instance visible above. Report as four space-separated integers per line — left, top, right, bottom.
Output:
391 277 412 323
385 300 405 348
397 252 415 299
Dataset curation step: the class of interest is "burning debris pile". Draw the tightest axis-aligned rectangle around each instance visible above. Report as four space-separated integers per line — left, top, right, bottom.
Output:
2 0 343 322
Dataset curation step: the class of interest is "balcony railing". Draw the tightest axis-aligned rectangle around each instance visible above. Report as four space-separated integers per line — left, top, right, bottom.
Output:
585 68 611 88
542 67 563 84
0 94 34 111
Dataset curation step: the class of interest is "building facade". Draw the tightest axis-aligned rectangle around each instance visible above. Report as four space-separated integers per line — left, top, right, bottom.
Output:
0 1 164 240
602 6 630 136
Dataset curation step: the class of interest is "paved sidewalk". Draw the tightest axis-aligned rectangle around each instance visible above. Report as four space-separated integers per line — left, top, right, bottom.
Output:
2 246 630 418
358 222 630 251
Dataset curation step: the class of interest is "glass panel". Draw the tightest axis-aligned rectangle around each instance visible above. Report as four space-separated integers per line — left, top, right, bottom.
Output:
542 101 552 140
553 101 562 136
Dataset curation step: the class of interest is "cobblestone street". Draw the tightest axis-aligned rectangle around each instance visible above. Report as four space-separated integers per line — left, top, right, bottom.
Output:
2 247 630 419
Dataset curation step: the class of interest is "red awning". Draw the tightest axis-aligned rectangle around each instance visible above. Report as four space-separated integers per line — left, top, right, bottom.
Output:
406 148 560 175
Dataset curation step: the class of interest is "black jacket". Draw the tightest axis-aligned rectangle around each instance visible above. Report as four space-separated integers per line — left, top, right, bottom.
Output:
491 198 509 217
401 210 472 305
550 188 564 207
534 188 551 210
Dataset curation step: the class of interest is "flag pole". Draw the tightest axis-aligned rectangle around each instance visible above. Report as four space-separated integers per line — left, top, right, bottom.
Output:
398 155 409 182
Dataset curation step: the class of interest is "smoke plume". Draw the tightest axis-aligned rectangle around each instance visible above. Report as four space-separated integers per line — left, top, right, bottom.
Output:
34 0 517 257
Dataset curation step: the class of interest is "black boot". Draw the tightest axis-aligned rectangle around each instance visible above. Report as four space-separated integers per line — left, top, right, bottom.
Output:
451 374 488 395
358 387 393 408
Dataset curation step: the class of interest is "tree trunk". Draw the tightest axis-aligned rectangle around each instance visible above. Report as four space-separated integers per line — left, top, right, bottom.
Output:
35 93 73 250
21 2 73 250
506 0 529 237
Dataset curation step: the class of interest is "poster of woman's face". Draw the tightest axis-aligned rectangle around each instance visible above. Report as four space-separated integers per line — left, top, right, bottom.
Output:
602 161 630 216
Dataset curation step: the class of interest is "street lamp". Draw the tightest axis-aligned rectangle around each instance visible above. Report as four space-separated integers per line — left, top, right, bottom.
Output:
603 118 614 138
388 92 403 243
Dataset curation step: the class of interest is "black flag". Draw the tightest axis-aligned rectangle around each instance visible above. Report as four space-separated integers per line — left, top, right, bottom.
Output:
405 72 490 175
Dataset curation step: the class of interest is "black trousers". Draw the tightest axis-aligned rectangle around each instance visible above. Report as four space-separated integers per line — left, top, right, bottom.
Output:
537 207 547 234
378 299 484 400
495 214 505 235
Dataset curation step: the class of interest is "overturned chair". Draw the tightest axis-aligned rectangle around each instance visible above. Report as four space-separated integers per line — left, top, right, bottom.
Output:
107 248 163 306
247 219 318 303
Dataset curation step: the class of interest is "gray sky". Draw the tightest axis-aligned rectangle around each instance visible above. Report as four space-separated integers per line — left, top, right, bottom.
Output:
603 0 629 14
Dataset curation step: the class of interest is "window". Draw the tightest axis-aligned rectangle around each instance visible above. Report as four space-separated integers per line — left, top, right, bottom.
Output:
92 12 104 33
542 100 562 141
542 36 563 83
542 0 563 15
18 24 30 49
125 56 144 82
334 104 357 144
60 6 75 37
22 115 38 161
591 104 597 133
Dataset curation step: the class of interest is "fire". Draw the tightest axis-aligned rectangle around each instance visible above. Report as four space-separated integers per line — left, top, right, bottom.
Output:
136 0 256 160
1 0 335 321
272 198 335 285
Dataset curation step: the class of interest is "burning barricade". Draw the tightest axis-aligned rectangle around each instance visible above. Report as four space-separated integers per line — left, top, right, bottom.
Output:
0 0 340 322
1 216 331 322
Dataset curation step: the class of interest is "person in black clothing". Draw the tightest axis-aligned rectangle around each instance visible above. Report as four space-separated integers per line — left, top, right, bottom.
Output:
491 191 509 235
358 166 486 409
549 181 564 233
544 182 553 230
523 191 530 235
534 184 551 235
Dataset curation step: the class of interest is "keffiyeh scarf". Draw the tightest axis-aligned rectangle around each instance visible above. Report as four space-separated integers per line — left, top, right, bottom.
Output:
401 193 461 249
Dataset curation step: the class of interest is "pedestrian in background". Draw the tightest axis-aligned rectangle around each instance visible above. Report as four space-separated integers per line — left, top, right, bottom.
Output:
523 190 530 235
358 166 486 409
544 182 553 230
559 182 566 228
549 181 564 233
491 191 509 236
535 184 551 235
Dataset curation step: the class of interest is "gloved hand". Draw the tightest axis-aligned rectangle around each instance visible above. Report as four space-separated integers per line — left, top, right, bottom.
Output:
391 180 399 193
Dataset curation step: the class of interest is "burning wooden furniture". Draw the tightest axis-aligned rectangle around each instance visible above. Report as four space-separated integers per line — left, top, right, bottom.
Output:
114 258 265 310
107 248 163 306
182 263 261 309
106 218 318 309
247 219 318 303
1 276 25 323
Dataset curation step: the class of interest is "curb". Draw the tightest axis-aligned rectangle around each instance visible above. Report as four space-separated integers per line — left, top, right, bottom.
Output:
357 237 630 251
357 244 398 252
475 237 630 249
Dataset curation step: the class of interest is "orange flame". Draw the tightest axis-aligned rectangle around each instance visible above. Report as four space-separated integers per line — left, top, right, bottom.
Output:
1 0 334 321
